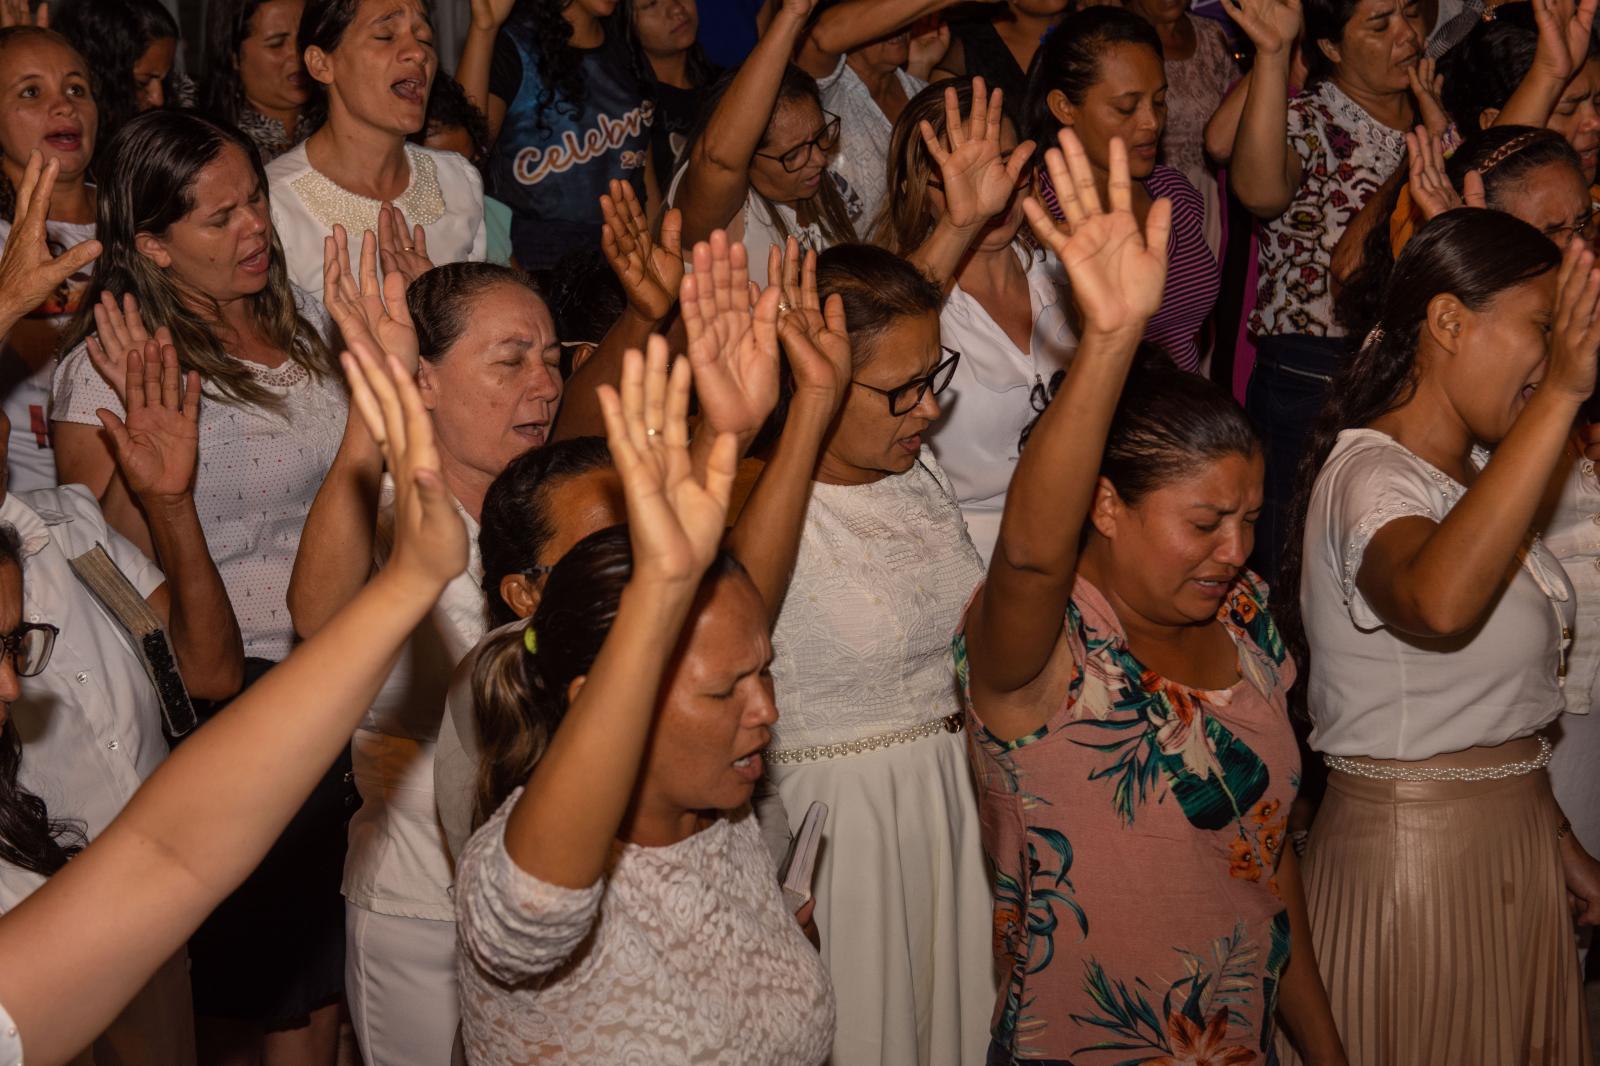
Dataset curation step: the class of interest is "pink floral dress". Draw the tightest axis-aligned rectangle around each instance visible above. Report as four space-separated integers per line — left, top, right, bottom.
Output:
956 572 1301 1065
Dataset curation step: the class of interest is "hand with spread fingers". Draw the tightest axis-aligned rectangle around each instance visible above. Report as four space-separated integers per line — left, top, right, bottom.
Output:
906 19 951 80
1022 130 1170 339
0 151 99 332
917 77 1036 232
376 202 433 284
597 337 738 587
681 230 780 443
1532 0 1600 84
602 180 685 324
770 237 851 413
1405 127 1485 220
85 292 168 405
1222 0 1302 57
323 222 419 373
0 0 45 27
340 338 469 590
95 338 200 506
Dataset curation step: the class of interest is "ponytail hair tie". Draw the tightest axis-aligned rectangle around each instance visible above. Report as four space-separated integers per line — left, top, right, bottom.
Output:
523 625 538 655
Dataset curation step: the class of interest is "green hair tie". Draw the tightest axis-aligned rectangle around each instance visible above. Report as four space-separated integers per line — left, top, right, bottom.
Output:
523 625 538 655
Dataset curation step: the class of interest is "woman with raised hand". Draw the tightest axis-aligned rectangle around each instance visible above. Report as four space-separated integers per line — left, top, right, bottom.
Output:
1021 6 1220 374
960 129 1345 1065
455 339 834 1065
723 236 996 1065
1275 209 1600 1064
288 228 561 1066
880 77 1065 565
0 339 467 1066
268 0 485 317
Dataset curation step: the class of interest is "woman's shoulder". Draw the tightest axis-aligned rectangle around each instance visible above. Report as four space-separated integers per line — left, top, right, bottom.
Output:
1316 427 1459 505
265 140 312 186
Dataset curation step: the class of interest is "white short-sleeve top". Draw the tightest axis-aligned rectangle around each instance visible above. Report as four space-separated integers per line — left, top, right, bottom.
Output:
266 142 488 321
1301 428 1573 759
817 55 925 234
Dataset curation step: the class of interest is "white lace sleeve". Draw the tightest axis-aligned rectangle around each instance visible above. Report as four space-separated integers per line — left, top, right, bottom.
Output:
455 788 605 986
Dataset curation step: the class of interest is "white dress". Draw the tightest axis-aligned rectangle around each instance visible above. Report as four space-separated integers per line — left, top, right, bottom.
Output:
266 142 488 325
767 449 995 1066
818 56 925 234
930 246 1076 565
51 342 347 661
455 789 835 1065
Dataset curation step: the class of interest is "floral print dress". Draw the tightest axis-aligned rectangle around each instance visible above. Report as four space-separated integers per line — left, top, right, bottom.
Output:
956 572 1301 1066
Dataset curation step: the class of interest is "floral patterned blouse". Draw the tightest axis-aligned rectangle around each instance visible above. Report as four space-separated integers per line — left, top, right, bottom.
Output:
1251 80 1406 338
956 572 1301 1065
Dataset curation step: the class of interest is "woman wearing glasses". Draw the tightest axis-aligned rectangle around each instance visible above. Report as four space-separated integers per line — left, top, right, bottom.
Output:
728 243 995 1066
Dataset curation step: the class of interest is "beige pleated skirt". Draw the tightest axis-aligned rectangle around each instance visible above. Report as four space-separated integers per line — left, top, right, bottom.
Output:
1277 764 1590 1066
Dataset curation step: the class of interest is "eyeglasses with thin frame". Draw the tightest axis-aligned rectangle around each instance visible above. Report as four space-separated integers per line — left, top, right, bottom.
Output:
852 348 962 416
755 113 842 173
0 622 56 678
1544 210 1599 245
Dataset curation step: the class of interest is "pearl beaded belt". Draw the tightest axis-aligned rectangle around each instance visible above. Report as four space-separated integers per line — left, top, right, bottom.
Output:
1324 735 1553 782
765 714 964 765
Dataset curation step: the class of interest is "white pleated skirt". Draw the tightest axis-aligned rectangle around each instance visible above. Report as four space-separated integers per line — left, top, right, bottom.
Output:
769 728 997 1066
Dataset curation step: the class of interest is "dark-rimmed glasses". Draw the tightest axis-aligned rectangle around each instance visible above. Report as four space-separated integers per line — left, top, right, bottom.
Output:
1544 210 1599 246
755 113 842 173
853 348 961 416
0 622 56 677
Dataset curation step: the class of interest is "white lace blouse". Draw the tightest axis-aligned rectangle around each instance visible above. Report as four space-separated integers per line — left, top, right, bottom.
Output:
455 789 835 1065
768 450 984 752
1301 429 1573 759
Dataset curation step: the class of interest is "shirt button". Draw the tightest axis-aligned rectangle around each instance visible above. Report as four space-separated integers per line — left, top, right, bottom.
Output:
75 671 88 684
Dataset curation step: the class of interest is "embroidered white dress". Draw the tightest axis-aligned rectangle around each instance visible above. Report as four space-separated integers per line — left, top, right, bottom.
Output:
455 790 835 1065
766 449 996 1066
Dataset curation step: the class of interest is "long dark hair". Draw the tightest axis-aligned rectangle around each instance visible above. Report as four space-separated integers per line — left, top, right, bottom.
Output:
1021 346 1260 507
60 110 336 410
203 0 275 130
505 0 622 137
1336 125 1582 335
471 524 746 826
1302 0 1366 86
298 0 436 134
1439 4 1540 130
1276 209 1562 676
52 0 180 177
0 525 85 876
621 0 717 90
1021 7 1162 150
683 64 858 247
478 436 614 627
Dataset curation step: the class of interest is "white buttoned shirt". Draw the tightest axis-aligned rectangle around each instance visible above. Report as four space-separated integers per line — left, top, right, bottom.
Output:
0 486 166 911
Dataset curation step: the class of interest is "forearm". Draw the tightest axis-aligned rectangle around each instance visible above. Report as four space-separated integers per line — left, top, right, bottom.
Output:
1230 53 1296 218
1204 71 1251 166
1331 165 1405 284
287 418 383 638
553 308 655 441
907 217 982 292
142 494 243 700
502 579 696 888
457 23 500 114
725 398 833 624
1272 849 1346 1064
800 0 951 74
1496 68 1564 129
0 563 437 1066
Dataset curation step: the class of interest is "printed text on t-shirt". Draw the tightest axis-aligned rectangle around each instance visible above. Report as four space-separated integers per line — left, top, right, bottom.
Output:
513 104 655 186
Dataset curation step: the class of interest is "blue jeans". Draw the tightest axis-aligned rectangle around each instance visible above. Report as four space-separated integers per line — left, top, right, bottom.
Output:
1244 333 1346 587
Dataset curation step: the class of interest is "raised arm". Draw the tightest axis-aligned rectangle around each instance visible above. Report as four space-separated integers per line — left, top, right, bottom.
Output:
501 339 738 890
458 0 515 120
725 241 852 624
1356 238 1600 636
0 344 466 1066
1495 0 1598 128
96 340 244 700
904 80 1035 291
673 0 817 245
964 132 1169 738
554 183 684 441
1221 0 1305 218
287 227 417 639
795 0 963 78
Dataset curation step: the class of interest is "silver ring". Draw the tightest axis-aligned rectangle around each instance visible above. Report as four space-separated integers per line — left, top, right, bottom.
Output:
777 299 792 314
645 427 660 437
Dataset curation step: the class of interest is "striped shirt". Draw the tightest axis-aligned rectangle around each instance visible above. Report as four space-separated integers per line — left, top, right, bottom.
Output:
1040 163 1219 371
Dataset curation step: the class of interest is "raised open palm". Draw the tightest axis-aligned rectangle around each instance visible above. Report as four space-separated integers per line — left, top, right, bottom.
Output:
1533 0 1600 82
681 230 779 439
597 338 737 586
1023 131 1169 337
96 339 200 504
603 180 685 323
1223 0 1301 55
770 237 851 410
919 78 1035 230
323 223 419 372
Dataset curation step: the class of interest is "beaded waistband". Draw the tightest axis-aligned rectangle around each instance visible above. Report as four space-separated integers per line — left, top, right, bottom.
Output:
765 714 964 765
1324 735 1552 782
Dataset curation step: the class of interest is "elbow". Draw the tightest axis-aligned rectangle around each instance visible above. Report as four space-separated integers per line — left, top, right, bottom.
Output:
185 655 245 702
1235 184 1291 220
1410 596 1484 640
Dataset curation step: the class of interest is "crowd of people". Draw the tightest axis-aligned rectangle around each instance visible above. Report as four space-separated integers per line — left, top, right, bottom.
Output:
0 0 1594 1064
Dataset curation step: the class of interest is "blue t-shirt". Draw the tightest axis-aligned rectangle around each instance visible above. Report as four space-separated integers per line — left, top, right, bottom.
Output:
487 20 653 270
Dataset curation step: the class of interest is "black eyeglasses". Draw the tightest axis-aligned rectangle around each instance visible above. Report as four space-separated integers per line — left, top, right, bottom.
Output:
0 622 56 677
755 113 842 173
1545 211 1599 245
852 348 961 416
